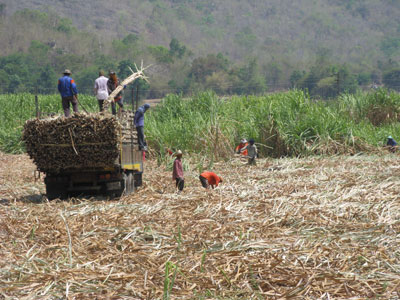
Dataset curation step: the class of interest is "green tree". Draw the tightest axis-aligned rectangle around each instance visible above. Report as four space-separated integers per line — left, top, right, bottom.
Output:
290 70 306 88
29 40 50 66
36 65 57 94
0 3 6 17
232 58 266 95
148 45 173 64
264 61 283 88
169 38 186 59
8 75 22 93
190 53 229 83
383 69 400 91
381 37 400 57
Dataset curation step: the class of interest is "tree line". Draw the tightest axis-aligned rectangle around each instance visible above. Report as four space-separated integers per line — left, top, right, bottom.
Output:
0 9 399 99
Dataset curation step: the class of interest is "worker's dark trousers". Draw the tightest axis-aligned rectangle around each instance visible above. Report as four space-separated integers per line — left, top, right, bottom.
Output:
98 100 105 112
62 96 79 117
175 178 184 191
136 126 147 150
248 157 256 165
111 99 124 115
199 175 209 189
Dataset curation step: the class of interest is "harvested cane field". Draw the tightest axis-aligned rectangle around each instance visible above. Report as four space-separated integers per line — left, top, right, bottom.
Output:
1 151 400 299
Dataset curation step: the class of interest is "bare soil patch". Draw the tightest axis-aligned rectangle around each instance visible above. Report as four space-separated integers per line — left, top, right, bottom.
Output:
1 153 400 299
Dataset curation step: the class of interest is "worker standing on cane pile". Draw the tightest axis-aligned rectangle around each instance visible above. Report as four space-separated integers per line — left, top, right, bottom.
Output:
173 150 184 193
94 70 109 112
58 69 79 117
199 171 223 189
134 103 151 151
107 71 125 115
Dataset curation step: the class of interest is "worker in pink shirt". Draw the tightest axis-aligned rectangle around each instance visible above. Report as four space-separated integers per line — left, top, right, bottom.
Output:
172 150 184 192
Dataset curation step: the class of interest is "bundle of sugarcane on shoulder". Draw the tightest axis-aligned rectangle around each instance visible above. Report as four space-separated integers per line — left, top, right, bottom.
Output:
23 66 148 176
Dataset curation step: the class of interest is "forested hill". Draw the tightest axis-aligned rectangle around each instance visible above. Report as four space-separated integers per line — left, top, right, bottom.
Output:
0 0 399 98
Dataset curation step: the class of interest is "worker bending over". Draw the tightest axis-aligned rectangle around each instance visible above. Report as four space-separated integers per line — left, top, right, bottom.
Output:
387 135 398 153
235 139 248 156
199 171 223 189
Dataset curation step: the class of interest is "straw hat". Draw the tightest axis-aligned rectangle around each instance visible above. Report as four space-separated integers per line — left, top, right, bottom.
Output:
175 150 183 156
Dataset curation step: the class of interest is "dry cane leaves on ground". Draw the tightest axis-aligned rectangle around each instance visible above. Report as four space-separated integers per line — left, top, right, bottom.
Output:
1 152 400 299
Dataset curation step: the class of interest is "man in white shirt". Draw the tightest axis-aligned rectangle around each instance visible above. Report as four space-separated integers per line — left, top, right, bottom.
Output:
94 71 109 112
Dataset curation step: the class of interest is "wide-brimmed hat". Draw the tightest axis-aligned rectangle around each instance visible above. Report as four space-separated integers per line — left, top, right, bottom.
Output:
175 150 183 156
63 69 71 75
241 139 247 143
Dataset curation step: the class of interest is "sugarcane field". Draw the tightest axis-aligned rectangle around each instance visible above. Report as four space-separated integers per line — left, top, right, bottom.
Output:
1 145 400 299
0 85 400 299
1 1 400 298
1 79 400 299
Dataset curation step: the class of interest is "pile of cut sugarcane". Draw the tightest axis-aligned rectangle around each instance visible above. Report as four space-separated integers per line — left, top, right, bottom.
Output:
23 114 122 172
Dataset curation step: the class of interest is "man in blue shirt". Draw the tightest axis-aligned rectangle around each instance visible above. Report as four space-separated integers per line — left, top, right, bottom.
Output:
58 69 79 117
134 103 150 151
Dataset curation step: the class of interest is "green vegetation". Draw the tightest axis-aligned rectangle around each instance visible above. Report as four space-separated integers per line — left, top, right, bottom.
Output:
1 90 400 157
146 89 400 158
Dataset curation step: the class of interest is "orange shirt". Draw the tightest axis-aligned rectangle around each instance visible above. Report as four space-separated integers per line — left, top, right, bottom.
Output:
235 143 248 156
200 172 221 186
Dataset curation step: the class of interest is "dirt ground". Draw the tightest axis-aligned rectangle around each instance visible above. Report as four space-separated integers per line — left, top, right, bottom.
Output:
1 152 400 299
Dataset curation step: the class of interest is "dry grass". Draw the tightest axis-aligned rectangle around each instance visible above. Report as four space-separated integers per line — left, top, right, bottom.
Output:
1 152 400 299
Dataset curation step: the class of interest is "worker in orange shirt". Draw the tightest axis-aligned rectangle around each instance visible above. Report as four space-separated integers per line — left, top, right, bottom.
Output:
199 171 223 189
235 139 248 156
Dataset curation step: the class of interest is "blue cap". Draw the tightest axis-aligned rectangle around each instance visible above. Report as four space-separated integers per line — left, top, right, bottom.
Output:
144 103 150 110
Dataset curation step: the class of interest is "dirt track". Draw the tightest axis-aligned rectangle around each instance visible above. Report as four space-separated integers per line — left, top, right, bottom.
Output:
1 152 400 299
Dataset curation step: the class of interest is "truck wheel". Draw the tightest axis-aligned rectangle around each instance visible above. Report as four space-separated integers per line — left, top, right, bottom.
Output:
122 173 128 196
46 183 68 200
126 172 134 195
134 172 142 187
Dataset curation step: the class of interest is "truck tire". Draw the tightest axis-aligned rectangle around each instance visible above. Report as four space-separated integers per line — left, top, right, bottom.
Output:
122 172 135 196
127 172 135 195
134 172 142 187
46 183 68 200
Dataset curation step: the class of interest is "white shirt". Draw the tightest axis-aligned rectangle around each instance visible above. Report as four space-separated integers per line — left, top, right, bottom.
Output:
94 76 109 100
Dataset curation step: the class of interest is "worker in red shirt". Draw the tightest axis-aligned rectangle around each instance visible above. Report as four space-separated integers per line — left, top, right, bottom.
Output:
199 171 223 189
235 139 248 156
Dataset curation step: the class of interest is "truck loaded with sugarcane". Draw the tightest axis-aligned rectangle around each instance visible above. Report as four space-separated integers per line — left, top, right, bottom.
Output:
23 67 148 200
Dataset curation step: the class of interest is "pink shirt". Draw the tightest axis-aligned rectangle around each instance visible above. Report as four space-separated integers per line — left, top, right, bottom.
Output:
173 158 184 179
